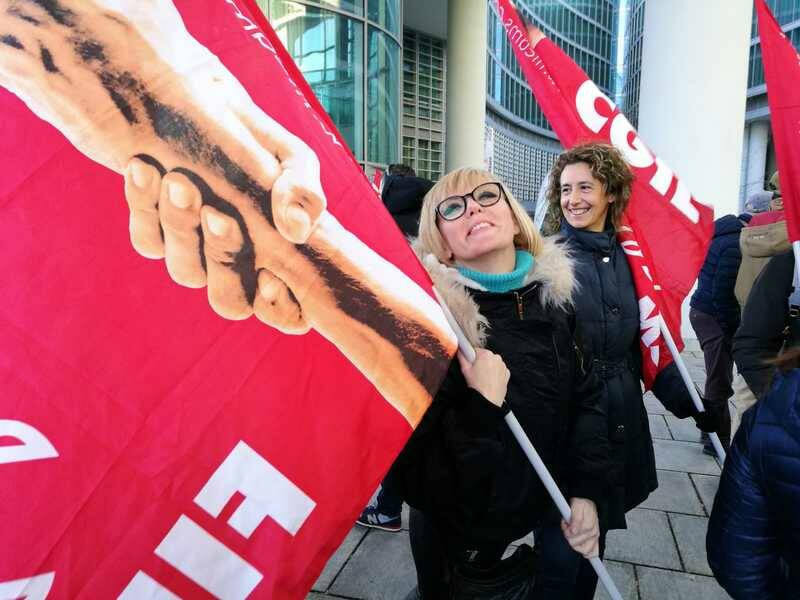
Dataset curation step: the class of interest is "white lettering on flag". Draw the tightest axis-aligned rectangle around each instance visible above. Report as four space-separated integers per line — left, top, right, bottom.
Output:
649 157 673 196
668 179 698 224
573 82 712 224
638 297 661 366
0 420 58 465
194 440 316 538
118 572 180 600
575 79 614 133
619 240 643 257
0 572 55 600
154 515 262 600
609 113 652 168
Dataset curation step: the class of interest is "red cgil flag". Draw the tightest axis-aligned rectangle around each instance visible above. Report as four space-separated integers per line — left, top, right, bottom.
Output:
494 0 714 387
0 0 456 598
756 0 800 243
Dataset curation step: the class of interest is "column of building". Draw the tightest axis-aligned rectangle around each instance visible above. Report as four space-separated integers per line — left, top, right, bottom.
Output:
444 0 487 171
636 0 752 343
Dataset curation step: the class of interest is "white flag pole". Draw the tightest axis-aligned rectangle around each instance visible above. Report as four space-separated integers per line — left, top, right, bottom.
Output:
658 316 726 463
433 289 624 600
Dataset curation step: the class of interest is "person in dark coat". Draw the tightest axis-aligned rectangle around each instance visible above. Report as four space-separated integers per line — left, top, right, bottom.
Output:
707 346 800 599
734 250 800 398
689 213 750 449
380 164 434 237
544 142 718 599
393 167 609 598
357 164 434 532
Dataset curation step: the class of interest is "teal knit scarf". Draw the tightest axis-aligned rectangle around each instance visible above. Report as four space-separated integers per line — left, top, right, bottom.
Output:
456 250 534 293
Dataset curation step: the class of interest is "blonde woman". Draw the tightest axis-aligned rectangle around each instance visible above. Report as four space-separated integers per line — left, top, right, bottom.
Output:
390 168 609 598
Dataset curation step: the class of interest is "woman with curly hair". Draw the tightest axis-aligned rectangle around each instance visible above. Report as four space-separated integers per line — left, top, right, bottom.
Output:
546 142 719 598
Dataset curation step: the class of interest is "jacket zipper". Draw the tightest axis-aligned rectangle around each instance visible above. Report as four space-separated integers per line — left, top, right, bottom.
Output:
574 340 585 374
552 335 561 377
514 291 524 319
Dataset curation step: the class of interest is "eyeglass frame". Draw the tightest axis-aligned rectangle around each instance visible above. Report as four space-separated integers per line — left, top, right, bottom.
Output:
435 182 506 222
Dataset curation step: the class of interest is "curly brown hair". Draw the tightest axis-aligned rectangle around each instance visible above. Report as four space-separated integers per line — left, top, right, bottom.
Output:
544 142 634 234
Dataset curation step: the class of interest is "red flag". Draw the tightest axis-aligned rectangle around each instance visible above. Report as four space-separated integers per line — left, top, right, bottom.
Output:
495 0 714 386
0 1 455 598
756 0 800 243
373 168 384 192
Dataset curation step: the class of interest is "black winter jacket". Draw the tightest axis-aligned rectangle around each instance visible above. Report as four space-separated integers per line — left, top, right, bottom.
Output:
690 215 747 333
381 175 433 237
707 368 800 599
563 222 697 529
391 241 609 550
734 251 800 398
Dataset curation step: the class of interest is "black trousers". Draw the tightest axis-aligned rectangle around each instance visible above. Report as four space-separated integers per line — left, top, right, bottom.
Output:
375 468 404 516
689 308 733 446
408 507 582 599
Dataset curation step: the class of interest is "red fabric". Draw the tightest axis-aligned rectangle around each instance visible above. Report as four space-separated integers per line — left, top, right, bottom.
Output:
748 210 785 227
756 0 800 243
0 2 453 598
495 0 714 387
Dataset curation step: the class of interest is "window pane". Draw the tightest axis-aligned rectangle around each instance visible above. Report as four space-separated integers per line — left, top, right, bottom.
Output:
316 0 363 16
367 27 400 164
270 1 364 159
368 0 400 36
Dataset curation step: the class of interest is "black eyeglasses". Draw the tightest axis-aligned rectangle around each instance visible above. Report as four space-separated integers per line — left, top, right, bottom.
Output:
436 182 505 221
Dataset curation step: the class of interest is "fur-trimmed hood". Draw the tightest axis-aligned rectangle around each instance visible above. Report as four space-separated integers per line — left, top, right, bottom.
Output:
412 236 576 349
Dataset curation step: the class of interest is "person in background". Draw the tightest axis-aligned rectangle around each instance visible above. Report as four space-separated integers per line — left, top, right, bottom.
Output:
734 249 800 400
689 212 751 452
707 346 800 599
357 164 433 532
380 164 434 237
730 176 789 438
545 142 719 599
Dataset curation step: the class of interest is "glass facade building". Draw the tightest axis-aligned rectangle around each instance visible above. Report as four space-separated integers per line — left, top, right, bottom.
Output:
485 0 618 204
402 30 446 181
748 0 800 90
620 0 645 126
258 0 401 168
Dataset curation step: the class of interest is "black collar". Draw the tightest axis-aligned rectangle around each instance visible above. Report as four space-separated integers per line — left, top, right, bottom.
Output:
561 220 615 255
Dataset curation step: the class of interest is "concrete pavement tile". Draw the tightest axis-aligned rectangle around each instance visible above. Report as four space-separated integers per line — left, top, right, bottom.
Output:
593 560 638 600
636 566 731 599
644 393 667 415
639 470 704 515
605 509 681 570
648 414 670 439
313 527 368 592
330 529 417 599
664 415 703 443
654 439 720 475
689 474 720 515
669 514 712 575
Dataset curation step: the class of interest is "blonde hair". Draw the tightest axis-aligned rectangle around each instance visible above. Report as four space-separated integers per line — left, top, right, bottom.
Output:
418 167 543 264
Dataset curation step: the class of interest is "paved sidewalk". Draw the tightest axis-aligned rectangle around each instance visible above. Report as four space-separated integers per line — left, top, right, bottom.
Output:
309 352 732 599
